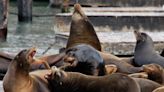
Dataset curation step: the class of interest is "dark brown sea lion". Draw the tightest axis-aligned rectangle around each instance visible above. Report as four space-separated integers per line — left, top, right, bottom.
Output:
133 78 161 92
3 47 50 92
64 44 143 74
142 64 164 84
62 44 106 76
134 30 164 67
45 66 140 92
66 3 101 51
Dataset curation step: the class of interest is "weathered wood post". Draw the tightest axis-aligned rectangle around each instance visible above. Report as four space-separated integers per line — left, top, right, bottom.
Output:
0 0 8 41
17 0 32 23
61 0 70 13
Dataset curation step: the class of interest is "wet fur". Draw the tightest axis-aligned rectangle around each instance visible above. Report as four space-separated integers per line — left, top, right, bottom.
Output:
46 67 140 92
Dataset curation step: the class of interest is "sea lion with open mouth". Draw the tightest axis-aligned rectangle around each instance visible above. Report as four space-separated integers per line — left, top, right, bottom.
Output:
3 47 51 92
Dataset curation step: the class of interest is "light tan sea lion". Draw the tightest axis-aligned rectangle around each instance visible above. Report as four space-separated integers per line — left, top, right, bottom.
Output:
3 47 50 92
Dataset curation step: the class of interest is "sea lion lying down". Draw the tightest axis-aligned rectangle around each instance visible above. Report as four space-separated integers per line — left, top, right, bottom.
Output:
62 44 106 76
45 66 140 92
3 47 51 92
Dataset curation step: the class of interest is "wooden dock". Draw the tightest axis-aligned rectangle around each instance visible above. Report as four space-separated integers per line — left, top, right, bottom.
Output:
55 31 164 55
55 7 164 32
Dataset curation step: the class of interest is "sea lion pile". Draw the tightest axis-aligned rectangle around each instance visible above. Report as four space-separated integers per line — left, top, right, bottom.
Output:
1 3 164 92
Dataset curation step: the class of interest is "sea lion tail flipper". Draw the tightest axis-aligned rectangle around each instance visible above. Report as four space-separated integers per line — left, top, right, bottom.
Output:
128 72 148 79
105 64 117 75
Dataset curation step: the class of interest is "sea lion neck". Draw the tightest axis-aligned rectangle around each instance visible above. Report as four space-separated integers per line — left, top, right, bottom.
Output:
135 33 155 55
9 57 30 77
66 3 101 51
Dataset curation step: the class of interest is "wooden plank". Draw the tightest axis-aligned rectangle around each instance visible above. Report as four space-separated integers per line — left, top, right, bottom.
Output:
55 8 164 32
0 0 8 41
82 7 164 12
56 12 164 17
17 0 32 22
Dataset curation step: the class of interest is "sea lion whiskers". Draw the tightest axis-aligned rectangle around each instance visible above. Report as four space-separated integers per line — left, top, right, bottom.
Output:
26 47 37 63
134 30 145 42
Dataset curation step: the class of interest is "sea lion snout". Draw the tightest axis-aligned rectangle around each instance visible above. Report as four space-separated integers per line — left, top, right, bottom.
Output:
26 47 37 63
45 66 63 80
134 30 143 41
73 3 87 20
143 64 163 72
14 47 37 64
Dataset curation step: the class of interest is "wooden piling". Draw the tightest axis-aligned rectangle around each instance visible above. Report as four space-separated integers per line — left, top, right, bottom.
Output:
17 0 32 23
0 0 8 41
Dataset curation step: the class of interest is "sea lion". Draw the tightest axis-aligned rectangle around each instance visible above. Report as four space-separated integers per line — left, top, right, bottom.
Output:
64 44 143 74
142 63 164 84
66 3 101 51
134 30 164 67
100 53 143 74
64 3 135 72
45 66 140 92
3 47 50 92
133 78 161 92
0 50 65 79
62 44 106 76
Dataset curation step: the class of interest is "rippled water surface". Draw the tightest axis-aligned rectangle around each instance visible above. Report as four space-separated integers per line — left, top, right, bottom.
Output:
0 2 62 56
0 2 62 91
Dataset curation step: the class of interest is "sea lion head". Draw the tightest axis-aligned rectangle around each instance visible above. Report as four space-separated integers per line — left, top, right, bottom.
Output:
62 48 78 66
134 30 153 45
45 66 67 83
143 64 163 84
14 47 36 68
72 3 88 22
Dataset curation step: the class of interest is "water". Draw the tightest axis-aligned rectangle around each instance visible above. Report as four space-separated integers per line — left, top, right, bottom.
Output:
0 2 62 56
0 2 63 91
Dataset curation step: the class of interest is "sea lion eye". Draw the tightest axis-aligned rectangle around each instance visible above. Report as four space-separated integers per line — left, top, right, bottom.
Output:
15 55 19 59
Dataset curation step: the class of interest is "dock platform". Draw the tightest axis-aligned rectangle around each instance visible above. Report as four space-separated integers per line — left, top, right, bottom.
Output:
55 7 164 32
55 31 164 55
